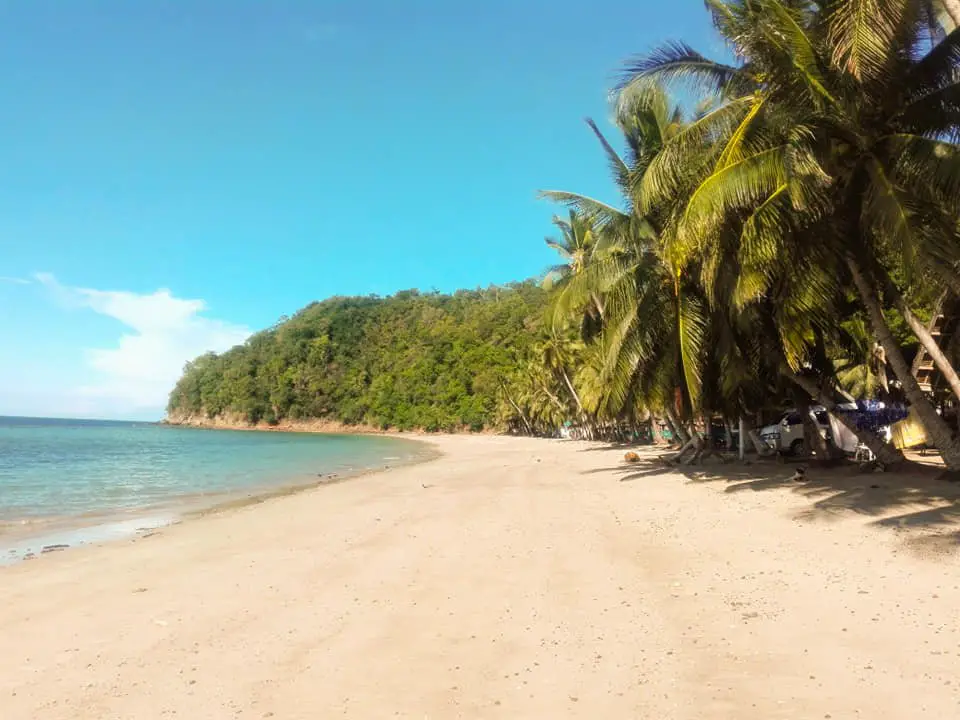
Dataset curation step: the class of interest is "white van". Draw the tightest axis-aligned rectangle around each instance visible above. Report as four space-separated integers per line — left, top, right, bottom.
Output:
759 404 860 455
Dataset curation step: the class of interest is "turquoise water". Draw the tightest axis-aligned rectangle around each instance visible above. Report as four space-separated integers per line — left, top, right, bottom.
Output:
0 416 427 527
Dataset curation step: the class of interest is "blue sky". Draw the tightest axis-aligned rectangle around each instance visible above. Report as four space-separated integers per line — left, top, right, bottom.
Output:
0 0 717 419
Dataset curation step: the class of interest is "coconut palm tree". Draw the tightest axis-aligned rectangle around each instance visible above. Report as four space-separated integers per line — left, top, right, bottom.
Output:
543 211 597 288
620 0 960 468
540 80 891 460
542 211 607 340
540 88 716 431
536 333 587 417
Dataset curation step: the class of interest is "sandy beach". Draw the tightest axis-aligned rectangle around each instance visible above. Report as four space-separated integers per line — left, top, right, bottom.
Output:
1 434 959 719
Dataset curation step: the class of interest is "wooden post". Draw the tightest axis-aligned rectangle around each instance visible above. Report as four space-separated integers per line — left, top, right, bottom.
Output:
738 415 746 461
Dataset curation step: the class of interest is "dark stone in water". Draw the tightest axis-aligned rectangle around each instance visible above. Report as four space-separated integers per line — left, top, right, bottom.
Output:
41 544 69 554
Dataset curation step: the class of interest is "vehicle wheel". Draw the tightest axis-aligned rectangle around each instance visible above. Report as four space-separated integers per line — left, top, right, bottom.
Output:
789 439 806 457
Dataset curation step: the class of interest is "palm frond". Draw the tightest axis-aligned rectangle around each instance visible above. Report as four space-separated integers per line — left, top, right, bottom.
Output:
677 286 707 409
759 0 838 105
826 0 906 80
734 184 790 307
585 118 632 189
634 97 754 214
674 145 790 266
885 132 960 208
863 157 922 284
619 40 743 96
537 191 629 229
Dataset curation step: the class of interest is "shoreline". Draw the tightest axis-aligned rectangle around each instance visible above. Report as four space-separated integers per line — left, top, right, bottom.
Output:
3 435 959 718
162 412 500 436
0 433 440 566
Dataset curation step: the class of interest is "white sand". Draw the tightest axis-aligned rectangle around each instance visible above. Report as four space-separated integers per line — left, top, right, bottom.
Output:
1 434 959 719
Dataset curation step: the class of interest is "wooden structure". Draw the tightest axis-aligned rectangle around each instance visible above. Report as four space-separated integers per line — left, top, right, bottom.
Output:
911 293 960 396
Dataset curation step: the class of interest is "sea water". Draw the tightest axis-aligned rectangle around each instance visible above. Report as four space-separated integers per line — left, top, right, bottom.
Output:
0 417 429 561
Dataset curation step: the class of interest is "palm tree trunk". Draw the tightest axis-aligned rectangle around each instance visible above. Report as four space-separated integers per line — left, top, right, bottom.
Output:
664 405 689 445
738 416 746 460
796 398 830 459
785 368 905 466
500 383 533 435
559 367 584 414
896 297 960 402
880 271 960 402
941 0 960 29
688 412 714 464
847 257 960 469
541 384 567 414
591 292 605 321
662 415 679 444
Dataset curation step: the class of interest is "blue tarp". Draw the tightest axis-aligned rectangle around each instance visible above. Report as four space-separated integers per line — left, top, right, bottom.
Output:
850 401 910 432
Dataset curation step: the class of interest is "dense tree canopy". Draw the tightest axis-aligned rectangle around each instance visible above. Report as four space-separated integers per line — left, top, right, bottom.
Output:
167 284 549 432
526 0 960 468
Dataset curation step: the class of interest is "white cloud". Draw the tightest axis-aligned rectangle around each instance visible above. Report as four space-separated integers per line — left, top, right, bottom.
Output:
0 276 30 284
35 273 251 415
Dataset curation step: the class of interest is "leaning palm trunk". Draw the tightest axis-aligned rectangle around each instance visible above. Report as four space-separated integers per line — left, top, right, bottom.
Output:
722 417 734 450
663 405 689 445
559 367 584 415
685 412 715 464
500 383 534 436
890 292 960 403
847 258 960 469
590 292 605 321
884 277 960 399
941 0 960 29
785 369 905 467
796 398 837 461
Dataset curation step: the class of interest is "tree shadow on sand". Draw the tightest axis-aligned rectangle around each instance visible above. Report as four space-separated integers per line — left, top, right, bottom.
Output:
584 447 960 555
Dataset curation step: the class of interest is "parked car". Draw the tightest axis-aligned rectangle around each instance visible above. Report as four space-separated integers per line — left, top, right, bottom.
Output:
759 404 861 455
759 409 827 455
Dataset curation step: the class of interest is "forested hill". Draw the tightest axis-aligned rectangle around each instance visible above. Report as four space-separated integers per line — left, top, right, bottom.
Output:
166 282 549 431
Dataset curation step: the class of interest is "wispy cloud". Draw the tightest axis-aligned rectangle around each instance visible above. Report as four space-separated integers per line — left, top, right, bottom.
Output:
35 273 251 414
0 276 30 285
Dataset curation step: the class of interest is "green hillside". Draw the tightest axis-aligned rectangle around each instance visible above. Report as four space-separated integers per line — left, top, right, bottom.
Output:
167 282 549 431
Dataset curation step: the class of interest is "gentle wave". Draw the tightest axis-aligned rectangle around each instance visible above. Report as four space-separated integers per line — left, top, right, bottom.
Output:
0 417 431 561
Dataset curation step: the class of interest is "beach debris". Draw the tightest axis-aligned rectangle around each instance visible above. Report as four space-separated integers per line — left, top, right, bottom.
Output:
789 467 806 482
133 587 149 593
41 544 69 554
624 451 641 463
421 483 434 489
